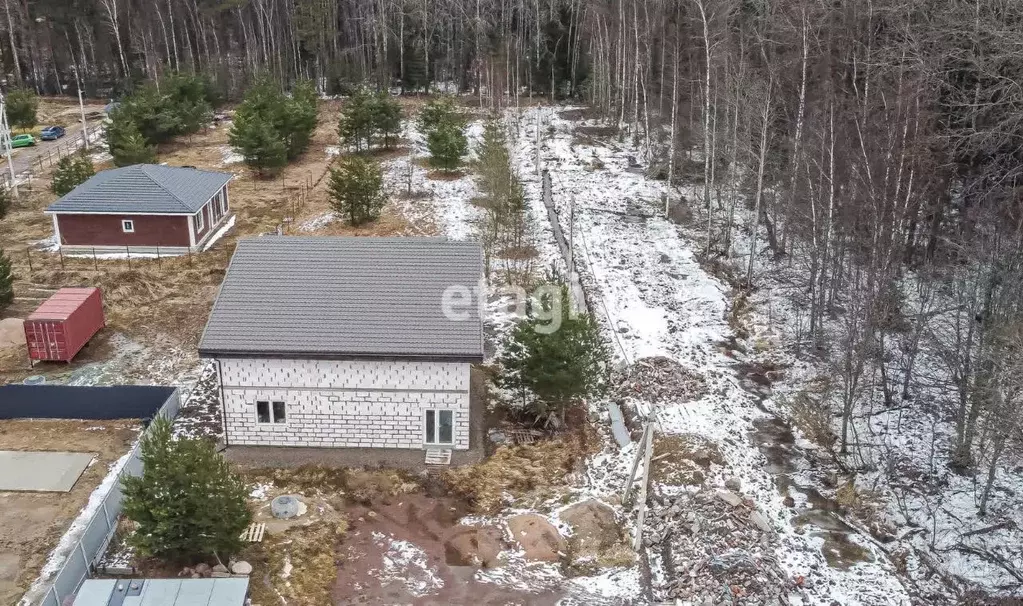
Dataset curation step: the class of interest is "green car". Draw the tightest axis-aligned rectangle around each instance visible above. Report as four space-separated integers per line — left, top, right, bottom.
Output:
11 134 35 148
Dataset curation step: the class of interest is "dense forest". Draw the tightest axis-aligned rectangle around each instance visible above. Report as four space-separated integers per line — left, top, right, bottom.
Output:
7 0 1023 524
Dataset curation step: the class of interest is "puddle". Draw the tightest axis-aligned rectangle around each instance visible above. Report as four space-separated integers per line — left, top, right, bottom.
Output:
751 414 875 570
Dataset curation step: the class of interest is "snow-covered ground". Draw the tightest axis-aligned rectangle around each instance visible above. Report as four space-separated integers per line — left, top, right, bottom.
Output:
507 106 915 604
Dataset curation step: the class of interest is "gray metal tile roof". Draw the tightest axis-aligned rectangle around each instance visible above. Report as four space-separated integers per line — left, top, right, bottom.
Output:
46 164 232 214
199 237 484 360
72 578 249 605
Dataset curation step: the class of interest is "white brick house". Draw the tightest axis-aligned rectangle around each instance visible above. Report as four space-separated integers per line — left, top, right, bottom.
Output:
198 237 484 451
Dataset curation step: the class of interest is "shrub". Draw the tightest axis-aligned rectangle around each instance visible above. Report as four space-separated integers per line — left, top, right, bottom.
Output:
51 154 95 196
0 185 10 220
0 248 12 310
327 155 385 225
121 417 251 562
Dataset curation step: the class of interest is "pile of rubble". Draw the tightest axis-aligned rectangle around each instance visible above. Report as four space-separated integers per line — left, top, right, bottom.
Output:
643 485 792 604
613 356 708 406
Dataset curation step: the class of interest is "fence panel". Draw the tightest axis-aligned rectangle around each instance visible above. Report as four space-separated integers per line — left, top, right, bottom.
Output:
31 388 181 606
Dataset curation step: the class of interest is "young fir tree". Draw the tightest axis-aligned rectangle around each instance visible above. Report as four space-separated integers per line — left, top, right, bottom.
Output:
371 91 403 149
108 120 157 166
499 286 608 427
228 109 288 177
417 96 461 135
427 121 468 171
51 154 95 196
327 155 385 225
0 248 13 310
6 88 37 130
121 417 251 562
337 87 376 151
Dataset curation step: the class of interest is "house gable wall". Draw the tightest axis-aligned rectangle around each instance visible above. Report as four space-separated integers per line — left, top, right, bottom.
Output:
218 357 471 450
55 213 191 247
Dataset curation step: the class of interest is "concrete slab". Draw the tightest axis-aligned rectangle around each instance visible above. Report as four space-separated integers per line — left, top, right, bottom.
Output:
0 451 95 492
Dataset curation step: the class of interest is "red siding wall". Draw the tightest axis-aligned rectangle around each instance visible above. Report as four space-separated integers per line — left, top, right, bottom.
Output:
56 214 191 247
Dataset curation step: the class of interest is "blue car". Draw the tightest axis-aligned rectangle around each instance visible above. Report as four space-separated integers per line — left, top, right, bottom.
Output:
39 126 66 141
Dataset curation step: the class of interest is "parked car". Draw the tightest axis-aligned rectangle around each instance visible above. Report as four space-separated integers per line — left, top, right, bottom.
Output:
11 134 35 148
39 126 66 141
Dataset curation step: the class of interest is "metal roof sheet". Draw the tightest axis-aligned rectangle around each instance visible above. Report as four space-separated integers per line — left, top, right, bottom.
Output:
46 164 232 215
72 578 248 606
198 236 484 360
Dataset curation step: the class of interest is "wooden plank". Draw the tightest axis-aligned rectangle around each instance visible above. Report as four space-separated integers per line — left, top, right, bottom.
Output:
633 416 656 551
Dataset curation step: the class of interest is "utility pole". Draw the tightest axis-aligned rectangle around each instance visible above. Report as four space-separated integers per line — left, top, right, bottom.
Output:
0 92 17 198
73 65 89 150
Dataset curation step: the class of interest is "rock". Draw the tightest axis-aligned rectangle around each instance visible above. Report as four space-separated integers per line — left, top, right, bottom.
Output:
230 560 252 575
507 513 566 563
715 489 742 507
190 573 200 579
211 570 231 578
179 567 192 577
749 510 773 534
559 499 621 559
444 524 504 568
725 477 742 492
211 563 228 575
193 563 211 577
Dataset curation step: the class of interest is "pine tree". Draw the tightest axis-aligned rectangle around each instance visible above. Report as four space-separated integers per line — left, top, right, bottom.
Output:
427 122 468 171
337 87 376 151
0 248 14 310
371 91 403 149
328 155 385 225
499 286 608 427
108 120 157 166
229 110 288 177
121 417 251 562
281 79 319 158
51 154 96 196
417 96 462 135
6 88 37 130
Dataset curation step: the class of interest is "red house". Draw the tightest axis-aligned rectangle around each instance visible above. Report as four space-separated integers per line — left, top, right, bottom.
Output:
45 164 234 254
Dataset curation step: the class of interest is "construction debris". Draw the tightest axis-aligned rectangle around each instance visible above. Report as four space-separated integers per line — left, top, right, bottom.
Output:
643 487 792 604
613 356 707 408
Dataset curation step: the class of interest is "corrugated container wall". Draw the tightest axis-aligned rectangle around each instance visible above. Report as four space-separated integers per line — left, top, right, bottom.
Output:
23 288 105 362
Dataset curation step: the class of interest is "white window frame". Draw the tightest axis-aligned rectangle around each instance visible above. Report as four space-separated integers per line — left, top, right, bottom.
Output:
424 409 454 445
255 399 287 425
194 208 205 233
121 219 134 233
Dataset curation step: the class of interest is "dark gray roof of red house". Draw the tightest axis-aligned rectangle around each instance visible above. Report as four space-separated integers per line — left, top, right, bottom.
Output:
46 164 232 215
198 237 485 361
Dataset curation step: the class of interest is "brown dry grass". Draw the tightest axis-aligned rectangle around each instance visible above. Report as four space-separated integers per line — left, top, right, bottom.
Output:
649 433 724 487
242 519 348 606
441 429 596 515
241 466 421 504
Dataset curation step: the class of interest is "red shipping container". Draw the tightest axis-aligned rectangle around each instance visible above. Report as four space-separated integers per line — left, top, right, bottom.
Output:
24 287 105 363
